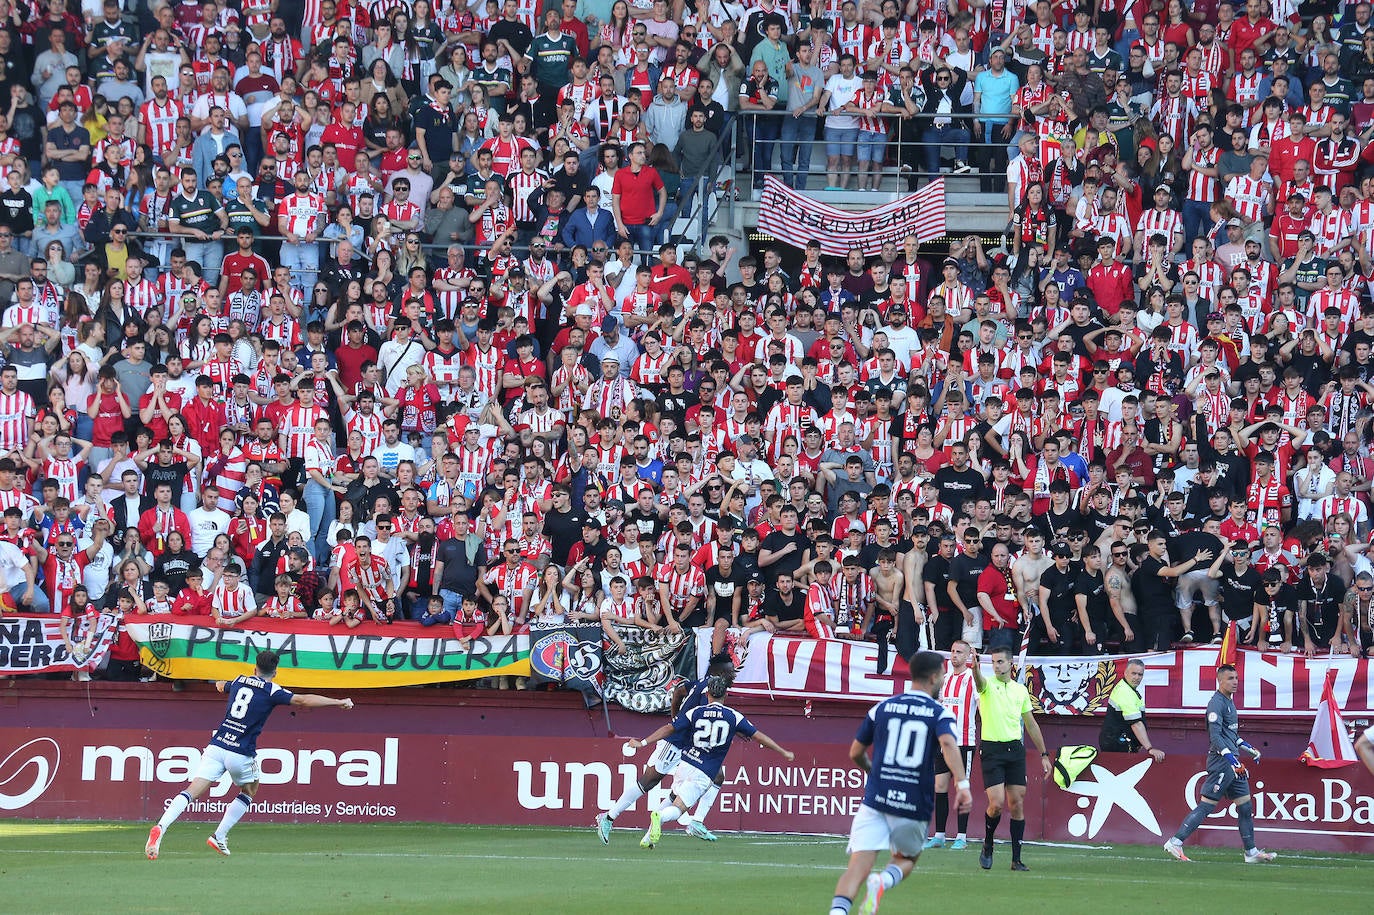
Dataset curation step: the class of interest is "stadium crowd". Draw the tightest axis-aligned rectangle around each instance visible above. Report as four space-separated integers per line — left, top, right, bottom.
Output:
5 0 1374 686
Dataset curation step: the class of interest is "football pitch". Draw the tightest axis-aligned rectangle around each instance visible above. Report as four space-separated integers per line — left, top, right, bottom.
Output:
2 821 1366 914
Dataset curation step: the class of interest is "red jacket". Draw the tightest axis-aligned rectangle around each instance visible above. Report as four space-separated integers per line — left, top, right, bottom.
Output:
1269 135 1316 186
182 395 228 455
137 506 191 557
1086 261 1135 315
172 587 214 616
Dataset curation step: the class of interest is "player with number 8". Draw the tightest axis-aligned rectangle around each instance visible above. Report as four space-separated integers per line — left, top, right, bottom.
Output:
144 650 353 860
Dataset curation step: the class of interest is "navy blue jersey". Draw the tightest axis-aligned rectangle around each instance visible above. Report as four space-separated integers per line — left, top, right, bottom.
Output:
855 690 956 819
210 675 295 756
670 702 757 779
664 679 713 749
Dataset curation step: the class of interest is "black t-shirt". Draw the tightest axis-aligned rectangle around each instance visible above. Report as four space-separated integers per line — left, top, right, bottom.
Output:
0 187 33 233
948 551 989 611
659 389 696 426
1296 572 1346 647
487 19 534 56
624 507 666 543
1342 329 1374 358
858 539 907 569
1081 509 1113 539
1232 356 1271 388
435 536 487 595
1074 569 1110 625
145 460 190 505
1217 562 1262 624
925 553 954 610
704 566 745 618
542 507 586 565
932 465 985 513
1062 319 1104 357
551 167 589 205
1255 582 1298 647
411 104 457 161
1132 555 1174 613
1037 507 1082 540
763 588 803 622
1040 564 1078 622
733 548 760 580
761 529 810 584
1288 350 1332 395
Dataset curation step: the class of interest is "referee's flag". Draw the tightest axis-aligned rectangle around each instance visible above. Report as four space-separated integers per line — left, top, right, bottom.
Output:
1300 669 1358 769
1215 620 1238 667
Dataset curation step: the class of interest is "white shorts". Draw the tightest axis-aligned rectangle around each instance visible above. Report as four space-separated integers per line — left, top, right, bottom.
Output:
648 740 682 774
847 803 927 858
194 743 260 786
669 762 714 807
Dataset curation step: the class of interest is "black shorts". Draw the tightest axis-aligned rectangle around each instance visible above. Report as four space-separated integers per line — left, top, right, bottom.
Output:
980 740 1027 788
935 745 976 777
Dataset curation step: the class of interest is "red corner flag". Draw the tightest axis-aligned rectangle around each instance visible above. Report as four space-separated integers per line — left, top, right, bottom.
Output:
1216 620 1238 666
1300 669 1358 769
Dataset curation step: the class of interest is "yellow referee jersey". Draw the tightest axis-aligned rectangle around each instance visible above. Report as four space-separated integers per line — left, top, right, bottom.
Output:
978 676 1032 743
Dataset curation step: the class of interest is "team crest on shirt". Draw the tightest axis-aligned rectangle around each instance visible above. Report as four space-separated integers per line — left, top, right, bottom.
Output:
1026 659 1119 715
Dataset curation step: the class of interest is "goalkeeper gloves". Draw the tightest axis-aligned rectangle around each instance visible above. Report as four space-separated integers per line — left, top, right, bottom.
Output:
1223 751 1247 778
1240 740 1261 761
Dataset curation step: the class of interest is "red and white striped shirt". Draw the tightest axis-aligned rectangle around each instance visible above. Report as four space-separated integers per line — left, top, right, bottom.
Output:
212 581 255 620
832 571 873 630
485 560 539 616
1135 206 1183 250
140 98 183 154
1226 174 1270 224
344 410 384 453
1186 146 1220 202
0 390 33 452
1309 208 1352 258
42 456 81 501
655 561 706 614
277 191 327 237
461 344 503 400
506 168 546 223
939 666 978 745
281 403 327 459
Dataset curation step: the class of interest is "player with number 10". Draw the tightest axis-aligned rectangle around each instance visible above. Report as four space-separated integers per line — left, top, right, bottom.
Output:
828 650 972 915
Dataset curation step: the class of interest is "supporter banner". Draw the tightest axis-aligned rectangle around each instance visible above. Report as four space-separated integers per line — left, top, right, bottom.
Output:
124 615 530 688
5 724 1372 852
0 613 116 676
700 630 1374 716
527 624 604 703
602 626 691 714
756 175 947 256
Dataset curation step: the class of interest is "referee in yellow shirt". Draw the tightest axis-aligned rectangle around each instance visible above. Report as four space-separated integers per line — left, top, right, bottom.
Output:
971 645 1050 872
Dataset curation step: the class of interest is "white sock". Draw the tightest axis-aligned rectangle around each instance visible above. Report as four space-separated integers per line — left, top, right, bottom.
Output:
214 793 252 839
692 785 720 825
956 832 966 840
933 831 946 840
157 791 191 830
607 783 645 820
657 805 682 825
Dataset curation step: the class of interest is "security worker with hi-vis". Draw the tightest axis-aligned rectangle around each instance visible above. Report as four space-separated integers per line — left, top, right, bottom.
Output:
1099 658 1166 761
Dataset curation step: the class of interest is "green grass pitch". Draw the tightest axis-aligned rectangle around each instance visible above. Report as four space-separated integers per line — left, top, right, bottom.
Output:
2 821 1366 914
